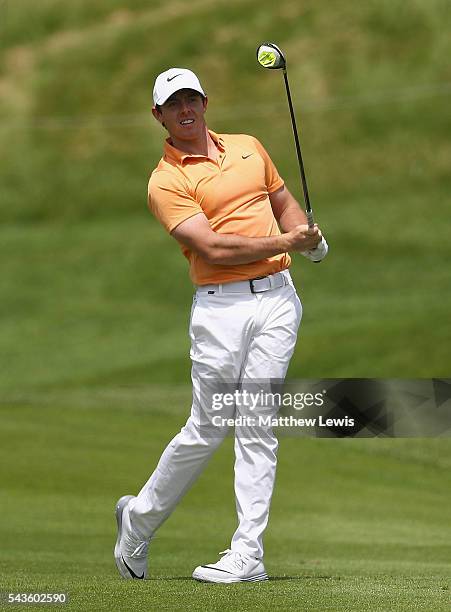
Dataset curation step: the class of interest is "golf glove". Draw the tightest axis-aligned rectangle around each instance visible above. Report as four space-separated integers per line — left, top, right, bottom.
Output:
301 236 329 262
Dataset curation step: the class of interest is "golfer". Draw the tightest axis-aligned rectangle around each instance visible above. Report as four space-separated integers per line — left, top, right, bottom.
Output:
114 68 328 583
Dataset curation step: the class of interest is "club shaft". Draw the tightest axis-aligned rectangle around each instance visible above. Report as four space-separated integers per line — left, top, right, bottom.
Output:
282 68 314 227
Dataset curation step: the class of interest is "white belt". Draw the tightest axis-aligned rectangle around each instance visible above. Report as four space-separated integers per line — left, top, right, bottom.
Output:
196 270 290 295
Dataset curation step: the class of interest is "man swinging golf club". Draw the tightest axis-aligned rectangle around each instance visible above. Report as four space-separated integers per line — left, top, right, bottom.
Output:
114 58 328 583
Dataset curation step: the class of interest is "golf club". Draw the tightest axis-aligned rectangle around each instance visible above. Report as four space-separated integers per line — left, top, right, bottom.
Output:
256 42 315 228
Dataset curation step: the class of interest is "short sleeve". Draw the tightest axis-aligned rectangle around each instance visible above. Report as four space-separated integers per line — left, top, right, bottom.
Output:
251 137 284 194
148 171 204 234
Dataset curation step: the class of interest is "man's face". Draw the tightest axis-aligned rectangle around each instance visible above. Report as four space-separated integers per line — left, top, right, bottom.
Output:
152 89 208 141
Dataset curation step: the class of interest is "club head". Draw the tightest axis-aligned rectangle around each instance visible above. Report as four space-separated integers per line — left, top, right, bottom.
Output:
256 42 286 70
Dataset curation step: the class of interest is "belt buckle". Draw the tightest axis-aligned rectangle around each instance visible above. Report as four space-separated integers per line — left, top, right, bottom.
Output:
249 276 266 293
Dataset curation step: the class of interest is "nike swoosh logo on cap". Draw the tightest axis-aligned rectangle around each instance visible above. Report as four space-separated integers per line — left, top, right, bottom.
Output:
167 73 183 82
242 153 253 159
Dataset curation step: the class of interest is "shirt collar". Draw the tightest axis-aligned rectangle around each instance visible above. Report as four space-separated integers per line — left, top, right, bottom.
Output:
163 129 225 164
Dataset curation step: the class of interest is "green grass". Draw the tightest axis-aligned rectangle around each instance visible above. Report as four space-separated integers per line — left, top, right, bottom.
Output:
1 206 450 394
0 392 450 611
1 0 451 609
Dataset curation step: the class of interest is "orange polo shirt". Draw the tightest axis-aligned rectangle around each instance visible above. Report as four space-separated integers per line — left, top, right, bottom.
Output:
147 130 291 285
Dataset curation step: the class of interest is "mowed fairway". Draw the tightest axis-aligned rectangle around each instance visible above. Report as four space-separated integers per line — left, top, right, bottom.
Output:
1 390 450 611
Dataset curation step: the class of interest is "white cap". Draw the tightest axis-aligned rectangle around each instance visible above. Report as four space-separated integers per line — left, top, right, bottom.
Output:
153 68 206 106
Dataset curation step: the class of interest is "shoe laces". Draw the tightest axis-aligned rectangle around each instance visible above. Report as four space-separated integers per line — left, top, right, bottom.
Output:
219 549 249 571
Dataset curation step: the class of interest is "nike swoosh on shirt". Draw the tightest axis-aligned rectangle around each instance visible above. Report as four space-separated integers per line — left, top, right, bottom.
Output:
242 153 254 159
167 74 183 82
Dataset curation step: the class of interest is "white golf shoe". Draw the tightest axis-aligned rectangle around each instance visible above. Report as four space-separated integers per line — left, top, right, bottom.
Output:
114 495 150 579
192 549 268 583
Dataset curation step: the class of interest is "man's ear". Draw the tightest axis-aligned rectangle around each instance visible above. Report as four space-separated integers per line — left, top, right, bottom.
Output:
152 106 163 124
152 106 167 130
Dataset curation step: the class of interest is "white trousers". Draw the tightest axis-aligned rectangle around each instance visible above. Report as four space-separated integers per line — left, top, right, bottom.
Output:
129 271 302 559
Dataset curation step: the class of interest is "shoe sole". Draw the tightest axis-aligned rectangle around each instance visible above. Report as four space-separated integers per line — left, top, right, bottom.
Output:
114 494 137 579
192 570 269 583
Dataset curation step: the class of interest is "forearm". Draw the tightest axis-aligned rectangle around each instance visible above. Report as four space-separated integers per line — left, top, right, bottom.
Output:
270 187 326 259
280 205 328 261
277 199 308 232
210 194 304 265
206 232 289 265
171 210 320 266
